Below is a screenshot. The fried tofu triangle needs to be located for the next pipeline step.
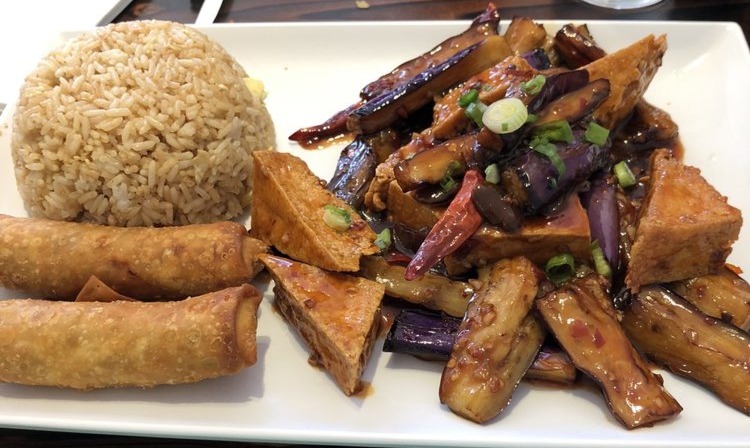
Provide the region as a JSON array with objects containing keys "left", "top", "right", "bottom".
[
  {"left": 251, "top": 151, "right": 378, "bottom": 272},
  {"left": 626, "top": 150, "right": 742, "bottom": 290},
  {"left": 0, "top": 214, "right": 268, "bottom": 300},
  {"left": 259, "top": 254, "right": 384, "bottom": 395},
  {"left": 0, "top": 284, "right": 262, "bottom": 389}
]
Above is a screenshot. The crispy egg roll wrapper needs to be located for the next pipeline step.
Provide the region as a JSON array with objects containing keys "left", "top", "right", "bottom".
[
  {"left": 0, "top": 214, "right": 268, "bottom": 300},
  {"left": 0, "top": 284, "right": 261, "bottom": 389}
]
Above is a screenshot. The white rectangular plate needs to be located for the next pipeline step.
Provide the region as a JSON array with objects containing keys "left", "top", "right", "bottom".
[{"left": 0, "top": 20, "right": 748, "bottom": 447}]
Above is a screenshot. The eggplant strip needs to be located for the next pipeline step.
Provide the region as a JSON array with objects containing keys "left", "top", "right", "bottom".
[
  {"left": 622, "top": 285, "right": 750, "bottom": 414},
  {"left": 360, "top": 3, "right": 502, "bottom": 100},
  {"left": 666, "top": 266, "right": 750, "bottom": 332},
  {"left": 349, "top": 36, "right": 511, "bottom": 135},
  {"left": 359, "top": 255, "right": 473, "bottom": 318},
  {"left": 536, "top": 275, "right": 682, "bottom": 429},
  {"left": 440, "top": 257, "right": 544, "bottom": 423},
  {"left": 382, "top": 308, "right": 577, "bottom": 385}
]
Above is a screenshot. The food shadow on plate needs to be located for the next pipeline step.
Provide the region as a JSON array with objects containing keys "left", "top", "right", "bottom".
[{"left": 0, "top": 336, "right": 270, "bottom": 404}]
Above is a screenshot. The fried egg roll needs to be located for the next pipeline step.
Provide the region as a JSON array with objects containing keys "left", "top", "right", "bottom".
[
  {"left": 0, "top": 214, "right": 268, "bottom": 300},
  {"left": 0, "top": 284, "right": 261, "bottom": 389}
]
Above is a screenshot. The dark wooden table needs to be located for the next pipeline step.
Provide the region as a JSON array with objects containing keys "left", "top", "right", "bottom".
[{"left": 3, "top": 0, "right": 749, "bottom": 447}]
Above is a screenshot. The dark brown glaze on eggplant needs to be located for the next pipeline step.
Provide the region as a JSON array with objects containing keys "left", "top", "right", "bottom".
[
  {"left": 504, "top": 16, "right": 548, "bottom": 55},
  {"left": 359, "top": 255, "right": 473, "bottom": 317},
  {"left": 527, "top": 344, "right": 578, "bottom": 385},
  {"left": 536, "top": 275, "right": 682, "bottom": 429},
  {"left": 532, "top": 78, "right": 610, "bottom": 128},
  {"left": 327, "top": 129, "right": 401, "bottom": 207},
  {"left": 622, "top": 285, "right": 750, "bottom": 415},
  {"left": 288, "top": 101, "right": 362, "bottom": 143},
  {"left": 554, "top": 23, "right": 607, "bottom": 69},
  {"left": 666, "top": 266, "right": 750, "bottom": 332},
  {"left": 440, "top": 257, "right": 544, "bottom": 423},
  {"left": 348, "top": 36, "right": 510, "bottom": 135},
  {"left": 360, "top": 3, "right": 501, "bottom": 101},
  {"left": 393, "top": 133, "right": 477, "bottom": 192}
]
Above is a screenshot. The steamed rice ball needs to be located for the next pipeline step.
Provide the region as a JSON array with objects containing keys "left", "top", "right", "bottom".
[{"left": 11, "top": 20, "right": 275, "bottom": 226}]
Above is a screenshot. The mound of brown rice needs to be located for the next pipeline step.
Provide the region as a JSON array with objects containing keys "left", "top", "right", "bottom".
[{"left": 11, "top": 20, "right": 275, "bottom": 226}]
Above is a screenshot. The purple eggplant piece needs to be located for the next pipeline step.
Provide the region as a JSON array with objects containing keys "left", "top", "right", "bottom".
[
  {"left": 526, "top": 70, "right": 590, "bottom": 117},
  {"left": 327, "top": 137, "right": 378, "bottom": 208},
  {"left": 554, "top": 24, "right": 606, "bottom": 69},
  {"left": 521, "top": 48, "right": 552, "bottom": 70},
  {"left": 581, "top": 174, "right": 620, "bottom": 269},
  {"left": 383, "top": 309, "right": 460, "bottom": 361},
  {"left": 360, "top": 3, "right": 501, "bottom": 100},
  {"left": 532, "top": 78, "right": 610, "bottom": 128},
  {"left": 288, "top": 101, "right": 362, "bottom": 143},
  {"left": 503, "top": 130, "right": 611, "bottom": 214}
]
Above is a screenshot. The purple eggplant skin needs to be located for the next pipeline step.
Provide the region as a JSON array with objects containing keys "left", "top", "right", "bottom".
[
  {"left": 554, "top": 23, "right": 606, "bottom": 69},
  {"left": 502, "top": 130, "right": 611, "bottom": 215},
  {"left": 580, "top": 174, "right": 620, "bottom": 270},
  {"left": 525, "top": 70, "right": 590, "bottom": 116},
  {"left": 521, "top": 48, "right": 552, "bottom": 70},
  {"left": 288, "top": 101, "right": 362, "bottom": 143},
  {"left": 328, "top": 130, "right": 402, "bottom": 207},
  {"left": 532, "top": 78, "right": 610, "bottom": 129},
  {"left": 383, "top": 309, "right": 460, "bottom": 361},
  {"left": 360, "top": 3, "right": 501, "bottom": 101}
]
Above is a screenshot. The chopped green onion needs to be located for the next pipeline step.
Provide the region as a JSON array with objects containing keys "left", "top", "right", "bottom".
[
  {"left": 322, "top": 205, "right": 352, "bottom": 231},
  {"left": 525, "top": 113, "right": 538, "bottom": 124},
  {"left": 445, "top": 160, "right": 463, "bottom": 176},
  {"left": 484, "top": 163, "right": 500, "bottom": 184},
  {"left": 482, "top": 97, "right": 528, "bottom": 134},
  {"left": 584, "top": 122, "right": 610, "bottom": 146},
  {"left": 613, "top": 160, "right": 637, "bottom": 188},
  {"left": 375, "top": 228, "right": 392, "bottom": 251},
  {"left": 521, "top": 74, "right": 546, "bottom": 96},
  {"left": 533, "top": 142, "right": 566, "bottom": 179},
  {"left": 464, "top": 101, "right": 487, "bottom": 127},
  {"left": 532, "top": 120, "right": 574, "bottom": 144},
  {"left": 545, "top": 252, "right": 575, "bottom": 285},
  {"left": 440, "top": 175, "right": 458, "bottom": 192},
  {"left": 591, "top": 240, "right": 612, "bottom": 278},
  {"left": 458, "top": 89, "right": 479, "bottom": 108}
]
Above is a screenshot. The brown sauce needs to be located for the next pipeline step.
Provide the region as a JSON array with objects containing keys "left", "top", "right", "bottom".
[{"left": 298, "top": 132, "right": 354, "bottom": 150}]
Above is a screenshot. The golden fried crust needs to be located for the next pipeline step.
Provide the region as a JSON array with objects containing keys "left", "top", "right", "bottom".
[
  {"left": 584, "top": 34, "right": 667, "bottom": 129},
  {"left": 626, "top": 150, "right": 742, "bottom": 289},
  {"left": 259, "top": 254, "right": 384, "bottom": 395},
  {"left": 0, "top": 284, "right": 262, "bottom": 389},
  {"left": 0, "top": 214, "right": 268, "bottom": 300},
  {"left": 250, "top": 151, "right": 378, "bottom": 272}
]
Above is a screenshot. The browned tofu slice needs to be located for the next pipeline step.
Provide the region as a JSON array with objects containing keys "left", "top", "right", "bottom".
[
  {"left": 250, "top": 151, "right": 378, "bottom": 272},
  {"left": 626, "top": 150, "right": 742, "bottom": 290},
  {"left": 259, "top": 254, "right": 384, "bottom": 395},
  {"left": 584, "top": 34, "right": 667, "bottom": 129}
]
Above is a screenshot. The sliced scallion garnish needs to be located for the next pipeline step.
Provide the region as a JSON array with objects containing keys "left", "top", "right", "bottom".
[
  {"left": 614, "top": 160, "right": 637, "bottom": 188},
  {"left": 521, "top": 74, "right": 546, "bottom": 96},
  {"left": 584, "top": 122, "right": 610, "bottom": 146},
  {"left": 464, "top": 101, "right": 487, "bottom": 127},
  {"left": 532, "top": 120, "right": 574, "bottom": 144},
  {"left": 458, "top": 89, "right": 479, "bottom": 108},
  {"left": 322, "top": 205, "right": 352, "bottom": 231},
  {"left": 545, "top": 252, "right": 575, "bottom": 285},
  {"left": 375, "top": 228, "right": 392, "bottom": 251},
  {"left": 484, "top": 163, "right": 500, "bottom": 184},
  {"left": 533, "top": 142, "right": 566, "bottom": 179},
  {"left": 482, "top": 97, "right": 528, "bottom": 134},
  {"left": 591, "top": 240, "right": 612, "bottom": 278}
]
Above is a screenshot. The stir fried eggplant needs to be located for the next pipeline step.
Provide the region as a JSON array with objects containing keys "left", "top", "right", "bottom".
[
  {"left": 327, "top": 129, "right": 401, "bottom": 207},
  {"left": 289, "top": 4, "right": 501, "bottom": 142},
  {"left": 440, "top": 257, "right": 544, "bottom": 423},
  {"left": 502, "top": 129, "right": 611, "bottom": 215},
  {"left": 348, "top": 36, "right": 511, "bottom": 135},
  {"left": 394, "top": 133, "right": 477, "bottom": 192},
  {"left": 531, "top": 78, "right": 610, "bottom": 128},
  {"left": 383, "top": 308, "right": 577, "bottom": 385},
  {"left": 359, "top": 255, "right": 473, "bottom": 317},
  {"left": 666, "top": 265, "right": 750, "bottom": 332},
  {"left": 622, "top": 285, "right": 750, "bottom": 414},
  {"left": 360, "top": 3, "right": 502, "bottom": 100},
  {"left": 581, "top": 174, "right": 620, "bottom": 271},
  {"left": 505, "top": 17, "right": 548, "bottom": 56},
  {"left": 536, "top": 275, "right": 682, "bottom": 429},
  {"left": 554, "top": 24, "right": 606, "bottom": 69}
]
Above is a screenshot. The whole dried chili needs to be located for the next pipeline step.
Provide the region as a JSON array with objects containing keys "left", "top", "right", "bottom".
[{"left": 405, "top": 169, "right": 483, "bottom": 280}]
